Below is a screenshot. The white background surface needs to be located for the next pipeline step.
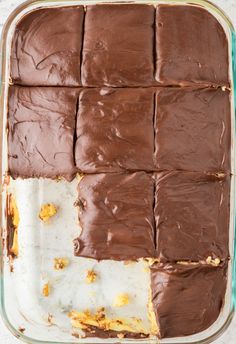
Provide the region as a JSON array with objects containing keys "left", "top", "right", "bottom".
[{"left": 0, "top": 0, "right": 235, "bottom": 343}]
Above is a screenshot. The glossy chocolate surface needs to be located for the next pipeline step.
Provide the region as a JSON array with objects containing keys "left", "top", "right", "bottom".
[
  {"left": 154, "top": 88, "right": 231, "bottom": 173},
  {"left": 74, "top": 172, "right": 155, "bottom": 260},
  {"left": 150, "top": 262, "right": 228, "bottom": 338},
  {"left": 156, "top": 5, "right": 229, "bottom": 86},
  {"left": 75, "top": 88, "right": 155, "bottom": 173},
  {"left": 81, "top": 4, "right": 155, "bottom": 86},
  {"left": 155, "top": 171, "right": 230, "bottom": 262},
  {"left": 7, "top": 3, "right": 232, "bottom": 339},
  {"left": 11, "top": 7, "right": 84, "bottom": 86},
  {"left": 8, "top": 86, "right": 79, "bottom": 180}
]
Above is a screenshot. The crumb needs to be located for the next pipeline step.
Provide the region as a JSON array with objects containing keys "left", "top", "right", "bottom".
[
  {"left": 54, "top": 257, "right": 69, "bottom": 270},
  {"left": 96, "top": 307, "right": 106, "bottom": 321},
  {"left": 18, "top": 327, "right": 25, "bottom": 333},
  {"left": 177, "top": 261, "right": 198, "bottom": 265},
  {"left": 42, "top": 282, "right": 50, "bottom": 297},
  {"left": 113, "top": 294, "right": 130, "bottom": 307},
  {"left": 144, "top": 258, "right": 160, "bottom": 266},
  {"left": 221, "top": 86, "right": 226, "bottom": 91},
  {"left": 72, "top": 332, "right": 85, "bottom": 339},
  {"left": 206, "top": 256, "right": 221, "bottom": 266},
  {"left": 39, "top": 204, "right": 57, "bottom": 222},
  {"left": 215, "top": 172, "right": 226, "bottom": 178},
  {"left": 86, "top": 270, "right": 97, "bottom": 284},
  {"left": 47, "top": 313, "right": 53, "bottom": 324},
  {"left": 117, "top": 333, "right": 125, "bottom": 338}
]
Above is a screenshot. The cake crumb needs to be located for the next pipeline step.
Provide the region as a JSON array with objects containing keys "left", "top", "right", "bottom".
[
  {"left": 117, "top": 333, "right": 125, "bottom": 339},
  {"left": 39, "top": 203, "right": 57, "bottom": 222},
  {"left": 206, "top": 256, "right": 221, "bottom": 266},
  {"left": 42, "top": 282, "right": 50, "bottom": 297},
  {"left": 113, "top": 294, "right": 130, "bottom": 307},
  {"left": 54, "top": 257, "right": 69, "bottom": 270},
  {"left": 86, "top": 270, "right": 97, "bottom": 284}
]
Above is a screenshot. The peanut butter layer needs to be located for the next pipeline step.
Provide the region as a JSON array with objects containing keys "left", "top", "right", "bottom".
[
  {"left": 155, "top": 172, "right": 230, "bottom": 262},
  {"left": 74, "top": 172, "right": 155, "bottom": 260},
  {"left": 75, "top": 88, "right": 155, "bottom": 173},
  {"left": 81, "top": 4, "right": 155, "bottom": 86},
  {"left": 155, "top": 5, "right": 229, "bottom": 86},
  {"left": 154, "top": 88, "right": 231, "bottom": 173},
  {"left": 150, "top": 262, "right": 228, "bottom": 338},
  {"left": 8, "top": 86, "right": 79, "bottom": 180},
  {"left": 11, "top": 7, "right": 84, "bottom": 86}
]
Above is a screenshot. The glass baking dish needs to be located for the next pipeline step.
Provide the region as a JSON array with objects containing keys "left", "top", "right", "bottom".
[{"left": 0, "top": 0, "right": 236, "bottom": 343}]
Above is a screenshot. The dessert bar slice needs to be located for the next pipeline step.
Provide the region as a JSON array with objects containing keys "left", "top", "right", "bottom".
[
  {"left": 155, "top": 171, "right": 230, "bottom": 262},
  {"left": 74, "top": 172, "right": 155, "bottom": 260},
  {"left": 154, "top": 88, "right": 231, "bottom": 173},
  {"left": 8, "top": 86, "right": 79, "bottom": 180},
  {"left": 150, "top": 262, "right": 227, "bottom": 338},
  {"left": 75, "top": 88, "right": 155, "bottom": 173},
  {"left": 11, "top": 7, "right": 84, "bottom": 86},
  {"left": 155, "top": 5, "right": 229, "bottom": 86},
  {"left": 82, "top": 4, "right": 155, "bottom": 86}
]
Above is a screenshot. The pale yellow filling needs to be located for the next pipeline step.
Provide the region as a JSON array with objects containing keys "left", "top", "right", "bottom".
[{"left": 68, "top": 308, "right": 149, "bottom": 334}]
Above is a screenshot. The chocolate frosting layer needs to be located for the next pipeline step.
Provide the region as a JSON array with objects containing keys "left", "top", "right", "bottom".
[
  {"left": 156, "top": 5, "right": 229, "bottom": 86},
  {"left": 150, "top": 262, "right": 228, "bottom": 338},
  {"left": 81, "top": 4, "right": 155, "bottom": 86},
  {"left": 74, "top": 172, "right": 155, "bottom": 260},
  {"left": 11, "top": 7, "right": 84, "bottom": 86},
  {"left": 75, "top": 88, "right": 155, "bottom": 173},
  {"left": 8, "top": 86, "right": 79, "bottom": 180},
  {"left": 155, "top": 172, "right": 230, "bottom": 262},
  {"left": 155, "top": 88, "right": 231, "bottom": 173}
]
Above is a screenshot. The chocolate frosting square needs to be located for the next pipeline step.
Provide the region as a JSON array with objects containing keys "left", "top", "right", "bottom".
[
  {"left": 150, "top": 262, "right": 228, "bottom": 338},
  {"left": 155, "top": 5, "right": 229, "bottom": 86},
  {"left": 8, "top": 86, "right": 79, "bottom": 180},
  {"left": 154, "top": 88, "right": 231, "bottom": 173},
  {"left": 74, "top": 172, "right": 155, "bottom": 260},
  {"left": 155, "top": 172, "right": 230, "bottom": 262},
  {"left": 11, "top": 7, "right": 84, "bottom": 86},
  {"left": 75, "top": 88, "right": 155, "bottom": 173},
  {"left": 81, "top": 4, "right": 155, "bottom": 86}
]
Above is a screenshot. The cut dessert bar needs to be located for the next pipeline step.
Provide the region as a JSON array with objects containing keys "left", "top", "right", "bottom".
[
  {"left": 81, "top": 4, "right": 155, "bottom": 86},
  {"left": 150, "top": 262, "right": 228, "bottom": 338},
  {"left": 75, "top": 88, "right": 155, "bottom": 173},
  {"left": 8, "top": 86, "right": 79, "bottom": 180},
  {"left": 74, "top": 172, "right": 155, "bottom": 260},
  {"left": 155, "top": 5, "right": 229, "bottom": 86},
  {"left": 155, "top": 172, "right": 230, "bottom": 262},
  {"left": 154, "top": 88, "right": 231, "bottom": 173},
  {"left": 11, "top": 7, "right": 84, "bottom": 86}
]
